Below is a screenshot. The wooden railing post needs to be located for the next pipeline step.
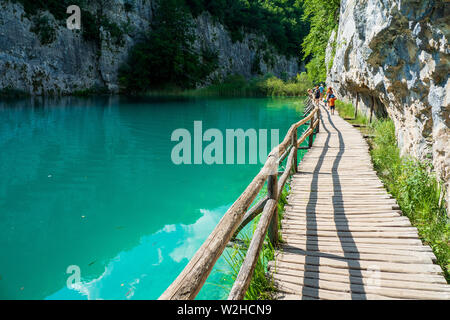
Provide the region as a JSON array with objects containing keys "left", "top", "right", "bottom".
[
  {"left": 370, "top": 96, "right": 375, "bottom": 123},
  {"left": 308, "top": 109, "right": 314, "bottom": 149},
  {"left": 292, "top": 130, "right": 298, "bottom": 173},
  {"left": 267, "top": 173, "right": 278, "bottom": 247},
  {"left": 354, "top": 92, "right": 359, "bottom": 119},
  {"left": 317, "top": 108, "right": 321, "bottom": 133}
]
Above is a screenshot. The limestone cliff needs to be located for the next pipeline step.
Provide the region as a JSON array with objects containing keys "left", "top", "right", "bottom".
[
  {"left": 327, "top": 0, "right": 449, "bottom": 207},
  {"left": 0, "top": 1, "right": 298, "bottom": 95},
  {"left": 194, "top": 13, "right": 299, "bottom": 83}
]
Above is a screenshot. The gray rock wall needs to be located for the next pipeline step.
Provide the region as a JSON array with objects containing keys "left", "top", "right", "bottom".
[
  {"left": 327, "top": 0, "right": 449, "bottom": 208},
  {"left": 0, "top": 0, "right": 154, "bottom": 95},
  {"left": 0, "top": 1, "right": 298, "bottom": 95},
  {"left": 194, "top": 13, "right": 299, "bottom": 82}
]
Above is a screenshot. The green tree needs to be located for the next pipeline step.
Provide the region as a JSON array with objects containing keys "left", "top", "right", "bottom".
[
  {"left": 119, "top": 0, "right": 218, "bottom": 92},
  {"left": 183, "top": 0, "right": 309, "bottom": 58},
  {"left": 301, "top": 0, "right": 340, "bottom": 83}
]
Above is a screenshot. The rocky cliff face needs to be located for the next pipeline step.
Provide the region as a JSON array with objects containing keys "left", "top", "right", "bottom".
[
  {"left": 0, "top": 1, "right": 298, "bottom": 95},
  {"left": 327, "top": 0, "right": 449, "bottom": 207},
  {"left": 0, "top": 0, "right": 155, "bottom": 95},
  {"left": 194, "top": 13, "right": 299, "bottom": 82}
]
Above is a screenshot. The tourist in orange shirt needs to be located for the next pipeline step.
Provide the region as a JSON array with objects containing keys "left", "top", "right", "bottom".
[
  {"left": 328, "top": 93, "right": 337, "bottom": 115},
  {"left": 325, "top": 87, "right": 333, "bottom": 109}
]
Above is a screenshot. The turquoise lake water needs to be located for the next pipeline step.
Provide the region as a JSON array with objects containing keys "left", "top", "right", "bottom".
[{"left": 0, "top": 96, "right": 307, "bottom": 300}]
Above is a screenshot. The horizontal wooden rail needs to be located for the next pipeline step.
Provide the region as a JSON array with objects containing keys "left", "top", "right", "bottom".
[
  {"left": 159, "top": 157, "right": 276, "bottom": 300},
  {"left": 227, "top": 123, "right": 311, "bottom": 299},
  {"left": 278, "top": 145, "right": 293, "bottom": 164},
  {"left": 232, "top": 197, "right": 268, "bottom": 239},
  {"left": 231, "top": 124, "right": 316, "bottom": 238},
  {"left": 159, "top": 97, "right": 320, "bottom": 300},
  {"left": 303, "top": 99, "right": 314, "bottom": 116}
]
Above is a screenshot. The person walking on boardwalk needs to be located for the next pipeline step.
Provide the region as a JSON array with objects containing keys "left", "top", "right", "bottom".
[
  {"left": 326, "top": 87, "right": 333, "bottom": 100},
  {"left": 325, "top": 87, "right": 333, "bottom": 109},
  {"left": 328, "top": 92, "right": 337, "bottom": 115},
  {"left": 322, "top": 85, "right": 328, "bottom": 105},
  {"left": 314, "top": 85, "right": 320, "bottom": 105},
  {"left": 319, "top": 83, "right": 324, "bottom": 99}
]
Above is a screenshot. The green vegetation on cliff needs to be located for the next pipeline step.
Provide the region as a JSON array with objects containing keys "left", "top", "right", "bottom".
[
  {"left": 10, "top": 0, "right": 126, "bottom": 46},
  {"left": 12, "top": 0, "right": 319, "bottom": 93},
  {"left": 12, "top": 0, "right": 339, "bottom": 92},
  {"left": 10, "top": 0, "right": 73, "bottom": 19},
  {"left": 119, "top": 0, "right": 218, "bottom": 92},
  {"left": 301, "top": 0, "right": 340, "bottom": 82},
  {"left": 185, "top": 0, "right": 309, "bottom": 58},
  {"left": 120, "top": 0, "right": 313, "bottom": 93},
  {"left": 12, "top": 0, "right": 309, "bottom": 58}
]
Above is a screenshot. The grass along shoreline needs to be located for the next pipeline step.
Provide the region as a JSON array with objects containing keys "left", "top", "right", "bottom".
[
  {"left": 188, "top": 74, "right": 313, "bottom": 97},
  {"left": 143, "top": 73, "right": 314, "bottom": 98},
  {"left": 0, "top": 73, "right": 313, "bottom": 99},
  {"left": 222, "top": 126, "right": 312, "bottom": 300},
  {"left": 335, "top": 100, "right": 449, "bottom": 282},
  {"left": 224, "top": 184, "right": 290, "bottom": 300}
]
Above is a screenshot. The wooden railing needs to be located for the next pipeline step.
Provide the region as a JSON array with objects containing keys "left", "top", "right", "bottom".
[
  {"left": 303, "top": 98, "right": 315, "bottom": 116},
  {"left": 159, "top": 96, "right": 321, "bottom": 300}
]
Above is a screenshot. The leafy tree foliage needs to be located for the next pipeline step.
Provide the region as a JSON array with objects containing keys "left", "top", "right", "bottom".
[
  {"left": 119, "top": 0, "right": 219, "bottom": 92},
  {"left": 11, "top": 0, "right": 75, "bottom": 19},
  {"left": 13, "top": 0, "right": 309, "bottom": 58},
  {"left": 15, "top": 0, "right": 340, "bottom": 89},
  {"left": 185, "top": 0, "right": 309, "bottom": 58},
  {"left": 30, "top": 16, "right": 56, "bottom": 45},
  {"left": 301, "top": 0, "right": 340, "bottom": 83}
]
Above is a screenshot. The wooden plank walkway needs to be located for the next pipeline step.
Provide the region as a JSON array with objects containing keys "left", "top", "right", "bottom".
[{"left": 269, "top": 105, "right": 450, "bottom": 300}]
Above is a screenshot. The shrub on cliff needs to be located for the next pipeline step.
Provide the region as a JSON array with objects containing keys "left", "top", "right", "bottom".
[
  {"left": 12, "top": 0, "right": 125, "bottom": 46},
  {"left": 30, "top": 15, "right": 56, "bottom": 45},
  {"left": 119, "top": 0, "right": 218, "bottom": 93},
  {"left": 185, "top": 0, "right": 309, "bottom": 58}
]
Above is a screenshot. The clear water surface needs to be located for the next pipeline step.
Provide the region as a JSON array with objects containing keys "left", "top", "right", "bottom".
[{"left": 0, "top": 96, "right": 307, "bottom": 300}]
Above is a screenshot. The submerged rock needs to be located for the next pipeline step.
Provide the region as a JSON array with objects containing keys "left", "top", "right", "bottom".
[{"left": 327, "top": 0, "right": 449, "bottom": 209}]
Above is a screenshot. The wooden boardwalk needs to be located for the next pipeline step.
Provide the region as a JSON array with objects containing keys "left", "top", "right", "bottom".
[
  {"left": 270, "top": 105, "right": 450, "bottom": 300},
  {"left": 161, "top": 99, "right": 449, "bottom": 301}
]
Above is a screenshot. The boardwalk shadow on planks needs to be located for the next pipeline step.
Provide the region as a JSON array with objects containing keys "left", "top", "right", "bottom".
[
  {"left": 299, "top": 106, "right": 366, "bottom": 299},
  {"left": 274, "top": 104, "right": 449, "bottom": 300}
]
